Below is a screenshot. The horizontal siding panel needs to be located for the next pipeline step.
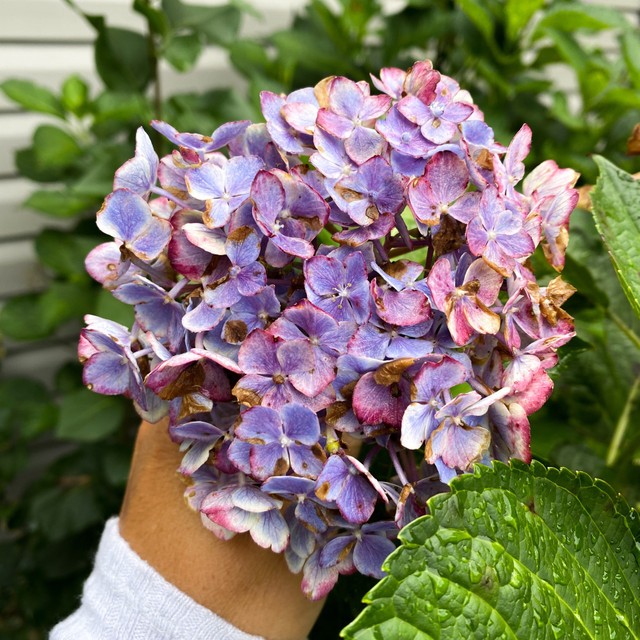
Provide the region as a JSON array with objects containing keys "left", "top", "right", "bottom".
[
  {"left": 0, "top": 44, "right": 97, "bottom": 111},
  {"left": 2, "top": 341, "right": 78, "bottom": 386},
  {"left": 0, "top": 45, "right": 245, "bottom": 110},
  {"left": 0, "top": 241, "right": 47, "bottom": 297},
  {"left": 0, "top": 0, "right": 305, "bottom": 42},
  {"left": 0, "top": 113, "right": 58, "bottom": 175},
  {"left": 0, "top": 178, "right": 76, "bottom": 240}
]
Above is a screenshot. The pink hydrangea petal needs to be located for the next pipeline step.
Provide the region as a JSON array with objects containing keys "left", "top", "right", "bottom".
[
  {"left": 352, "top": 371, "right": 409, "bottom": 428},
  {"left": 426, "top": 421, "right": 491, "bottom": 470}
]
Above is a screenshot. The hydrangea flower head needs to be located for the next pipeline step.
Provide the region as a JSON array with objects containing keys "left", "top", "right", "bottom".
[{"left": 80, "top": 59, "right": 579, "bottom": 599}]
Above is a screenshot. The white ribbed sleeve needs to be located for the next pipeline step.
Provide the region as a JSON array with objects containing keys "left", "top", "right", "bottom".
[{"left": 50, "top": 517, "right": 265, "bottom": 640}]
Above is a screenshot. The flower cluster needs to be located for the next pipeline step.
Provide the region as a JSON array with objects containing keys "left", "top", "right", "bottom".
[{"left": 80, "top": 60, "right": 578, "bottom": 599}]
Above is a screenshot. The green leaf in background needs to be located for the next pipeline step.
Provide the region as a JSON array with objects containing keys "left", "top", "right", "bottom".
[
  {"left": 94, "top": 27, "right": 152, "bottom": 92},
  {"left": 95, "top": 288, "right": 135, "bottom": 327},
  {"left": 132, "top": 0, "right": 171, "bottom": 37},
  {"left": 534, "top": 3, "right": 630, "bottom": 35},
  {"left": 591, "top": 155, "right": 640, "bottom": 319},
  {"left": 621, "top": 29, "right": 640, "bottom": 90},
  {"left": 92, "top": 91, "right": 152, "bottom": 126},
  {"left": 29, "top": 484, "right": 103, "bottom": 542},
  {"left": 163, "top": 34, "right": 203, "bottom": 71},
  {"left": 0, "top": 282, "right": 97, "bottom": 340},
  {"left": 161, "top": 0, "right": 241, "bottom": 47},
  {"left": 342, "top": 461, "right": 640, "bottom": 639},
  {"left": 61, "top": 75, "right": 90, "bottom": 116},
  {"left": 31, "top": 125, "right": 84, "bottom": 174},
  {"left": 505, "top": 0, "right": 544, "bottom": 43},
  {"left": 0, "top": 79, "right": 65, "bottom": 117},
  {"left": 24, "top": 189, "right": 96, "bottom": 218},
  {"left": 35, "top": 230, "right": 97, "bottom": 280},
  {"left": 56, "top": 388, "right": 125, "bottom": 442},
  {"left": 0, "top": 378, "right": 58, "bottom": 440},
  {"left": 455, "top": 0, "right": 494, "bottom": 44}
]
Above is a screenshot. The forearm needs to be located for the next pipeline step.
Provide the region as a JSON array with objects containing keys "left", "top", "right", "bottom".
[{"left": 119, "top": 420, "right": 323, "bottom": 640}]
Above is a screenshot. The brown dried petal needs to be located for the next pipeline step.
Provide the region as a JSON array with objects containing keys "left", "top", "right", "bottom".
[{"left": 374, "top": 358, "right": 416, "bottom": 386}]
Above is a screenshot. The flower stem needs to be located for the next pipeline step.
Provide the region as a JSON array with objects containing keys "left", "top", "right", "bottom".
[
  {"left": 373, "top": 239, "right": 388, "bottom": 262},
  {"left": 606, "top": 374, "right": 640, "bottom": 466},
  {"left": 150, "top": 186, "right": 191, "bottom": 208},
  {"left": 388, "top": 443, "right": 410, "bottom": 487},
  {"left": 128, "top": 255, "right": 174, "bottom": 288},
  {"left": 394, "top": 212, "right": 413, "bottom": 250},
  {"left": 168, "top": 278, "right": 190, "bottom": 300},
  {"left": 607, "top": 308, "right": 640, "bottom": 350}
]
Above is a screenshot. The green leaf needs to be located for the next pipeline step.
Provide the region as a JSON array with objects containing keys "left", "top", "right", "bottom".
[
  {"left": 455, "top": 0, "right": 494, "bottom": 44},
  {"left": 133, "top": 0, "right": 171, "bottom": 36},
  {"left": 95, "top": 288, "right": 135, "bottom": 327},
  {"left": 56, "top": 388, "right": 125, "bottom": 442},
  {"left": 591, "top": 155, "right": 640, "bottom": 319},
  {"left": 35, "top": 230, "right": 97, "bottom": 279},
  {"left": 621, "top": 29, "right": 640, "bottom": 89},
  {"left": 0, "top": 79, "right": 65, "bottom": 117},
  {"left": 342, "top": 461, "right": 640, "bottom": 639},
  {"left": 32, "top": 124, "right": 83, "bottom": 172},
  {"left": 505, "top": 0, "right": 544, "bottom": 43},
  {"left": 607, "top": 375, "right": 640, "bottom": 466},
  {"left": 29, "top": 484, "right": 103, "bottom": 541},
  {"left": 94, "top": 27, "right": 152, "bottom": 92},
  {"left": 61, "top": 75, "right": 90, "bottom": 115},
  {"left": 272, "top": 30, "right": 359, "bottom": 76},
  {"left": 162, "top": 34, "right": 203, "bottom": 71},
  {"left": 24, "top": 189, "right": 96, "bottom": 217},
  {"left": 549, "top": 91, "right": 585, "bottom": 131},
  {"left": 0, "top": 377, "right": 58, "bottom": 440},
  {"left": 534, "top": 4, "right": 629, "bottom": 34},
  {"left": 543, "top": 29, "right": 588, "bottom": 81},
  {"left": 0, "top": 282, "right": 97, "bottom": 340},
  {"left": 161, "top": 0, "right": 241, "bottom": 47},
  {"left": 92, "top": 91, "right": 152, "bottom": 126}
]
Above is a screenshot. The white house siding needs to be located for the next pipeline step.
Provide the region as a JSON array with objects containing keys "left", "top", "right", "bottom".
[{"left": 0, "top": 0, "right": 638, "bottom": 381}]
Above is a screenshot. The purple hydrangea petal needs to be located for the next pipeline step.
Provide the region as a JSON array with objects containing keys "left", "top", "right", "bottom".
[
  {"left": 182, "top": 223, "right": 227, "bottom": 255},
  {"left": 113, "top": 127, "right": 158, "bottom": 195},
  {"left": 282, "top": 403, "right": 321, "bottom": 445},
  {"left": 97, "top": 189, "right": 171, "bottom": 261},
  {"left": 83, "top": 350, "right": 133, "bottom": 396},
  {"left": 371, "top": 282, "right": 432, "bottom": 327},
  {"left": 238, "top": 329, "right": 280, "bottom": 375},
  {"left": 320, "top": 535, "right": 355, "bottom": 568},
  {"left": 169, "top": 211, "right": 215, "bottom": 279},
  {"left": 235, "top": 405, "right": 282, "bottom": 443},
  {"left": 353, "top": 533, "right": 395, "bottom": 578},
  {"left": 426, "top": 421, "right": 491, "bottom": 470},
  {"left": 344, "top": 126, "right": 386, "bottom": 165},
  {"left": 182, "top": 301, "right": 226, "bottom": 332},
  {"left": 185, "top": 162, "right": 225, "bottom": 199},
  {"left": 249, "top": 443, "right": 290, "bottom": 479},
  {"left": 400, "top": 402, "right": 438, "bottom": 450},
  {"left": 301, "top": 549, "right": 340, "bottom": 600},
  {"left": 412, "top": 356, "right": 469, "bottom": 401}
]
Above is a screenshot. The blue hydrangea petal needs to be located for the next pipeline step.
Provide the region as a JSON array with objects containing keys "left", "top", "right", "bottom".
[{"left": 353, "top": 533, "right": 396, "bottom": 578}]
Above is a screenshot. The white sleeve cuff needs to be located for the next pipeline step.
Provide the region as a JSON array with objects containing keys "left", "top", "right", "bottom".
[{"left": 50, "top": 517, "right": 265, "bottom": 640}]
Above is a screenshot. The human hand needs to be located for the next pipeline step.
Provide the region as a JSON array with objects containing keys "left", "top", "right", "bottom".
[{"left": 119, "top": 420, "right": 325, "bottom": 640}]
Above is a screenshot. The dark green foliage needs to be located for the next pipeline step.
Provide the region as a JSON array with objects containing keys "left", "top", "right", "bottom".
[{"left": 2, "top": 0, "right": 640, "bottom": 637}]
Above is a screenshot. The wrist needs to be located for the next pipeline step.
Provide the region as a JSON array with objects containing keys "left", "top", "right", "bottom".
[{"left": 120, "top": 420, "right": 323, "bottom": 640}]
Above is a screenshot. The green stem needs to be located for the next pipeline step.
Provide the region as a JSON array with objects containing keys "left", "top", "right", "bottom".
[
  {"left": 606, "top": 374, "right": 640, "bottom": 466},
  {"left": 607, "top": 308, "right": 640, "bottom": 350}
]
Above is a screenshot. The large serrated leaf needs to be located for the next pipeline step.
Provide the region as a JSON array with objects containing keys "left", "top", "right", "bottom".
[
  {"left": 591, "top": 156, "right": 640, "bottom": 319},
  {"left": 342, "top": 461, "right": 640, "bottom": 639}
]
